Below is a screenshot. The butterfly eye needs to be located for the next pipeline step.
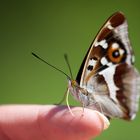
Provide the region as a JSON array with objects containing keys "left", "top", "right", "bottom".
[
  {"left": 108, "top": 42, "right": 125, "bottom": 63},
  {"left": 71, "top": 80, "right": 77, "bottom": 87}
]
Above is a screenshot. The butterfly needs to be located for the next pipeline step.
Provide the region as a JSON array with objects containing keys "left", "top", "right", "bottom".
[
  {"left": 32, "top": 11, "right": 140, "bottom": 120},
  {"left": 67, "top": 11, "right": 140, "bottom": 120}
]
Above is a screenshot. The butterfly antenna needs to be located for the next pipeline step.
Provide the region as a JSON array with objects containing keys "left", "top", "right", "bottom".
[
  {"left": 32, "top": 52, "right": 71, "bottom": 79},
  {"left": 64, "top": 54, "right": 73, "bottom": 79}
]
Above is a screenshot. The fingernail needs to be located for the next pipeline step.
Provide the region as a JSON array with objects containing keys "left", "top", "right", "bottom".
[{"left": 94, "top": 111, "right": 110, "bottom": 130}]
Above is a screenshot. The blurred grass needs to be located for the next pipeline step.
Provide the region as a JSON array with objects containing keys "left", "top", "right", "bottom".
[{"left": 0, "top": 0, "right": 140, "bottom": 140}]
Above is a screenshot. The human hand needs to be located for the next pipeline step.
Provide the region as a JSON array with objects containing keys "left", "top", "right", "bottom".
[{"left": 0, "top": 105, "right": 110, "bottom": 140}]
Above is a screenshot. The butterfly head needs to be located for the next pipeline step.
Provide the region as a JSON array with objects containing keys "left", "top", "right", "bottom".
[
  {"left": 71, "top": 80, "right": 78, "bottom": 87},
  {"left": 68, "top": 78, "right": 79, "bottom": 91},
  {"left": 67, "top": 78, "right": 82, "bottom": 101}
]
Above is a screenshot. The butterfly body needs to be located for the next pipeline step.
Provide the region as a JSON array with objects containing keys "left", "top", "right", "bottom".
[{"left": 68, "top": 12, "right": 140, "bottom": 120}]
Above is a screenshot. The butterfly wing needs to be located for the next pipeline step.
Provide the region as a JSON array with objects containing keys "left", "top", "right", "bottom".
[{"left": 76, "top": 12, "right": 140, "bottom": 120}]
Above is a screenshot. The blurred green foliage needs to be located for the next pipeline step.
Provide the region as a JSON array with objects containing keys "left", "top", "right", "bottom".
[{"left": 1, "top": 0, "right": 140, "bottom": 140}]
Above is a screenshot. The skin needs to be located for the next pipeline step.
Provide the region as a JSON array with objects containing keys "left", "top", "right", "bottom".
[{"left": 0, "top": 105, "right": 109, "bottom": 140}]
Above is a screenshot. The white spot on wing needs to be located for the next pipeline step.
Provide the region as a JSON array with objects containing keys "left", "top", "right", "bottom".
[
  {"left": 130, "top": 114, "right": 136, "bottom": 120},
  {"left": 88, "top": 59, "right": 97, "bottom": 67},
  {"left": 95, "top": 40, "right": 108, "bottom": 49},
  {"left": 119, "top": 49, "right": 124, "bottom": 55},
  {"left": 99, "top": 65, "right": 119, "bottom": 102},
  {"left": 108, "top": 25, "right": 114, "bottom": 30},
  {"left": 106, "top": 21, "right": 114, "bottom": 30},
  {"left": 112, "top": 42, "right": 119, "bottom": 49},
  {"left": 101, "top": 57, "right": 108, "bottom": 65}
]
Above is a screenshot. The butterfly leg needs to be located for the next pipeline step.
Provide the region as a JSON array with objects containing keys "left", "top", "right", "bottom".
[
  {"left": 87, "top": 100, "right": 105, "bottom": 116},
  {"left": 81, "top": 102, "right": 85, "bottom": 116},
  {"left": 54, "top": 88, "right": 68, "bottom": 105},
  {"left": 95, "top": 102, "right": 104, "bottom": 116},
  {"left": 66, "top": 88, "right": 75, "bottom": 116}
]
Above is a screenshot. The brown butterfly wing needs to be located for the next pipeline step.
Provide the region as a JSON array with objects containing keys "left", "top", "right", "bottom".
[{"left": 76, "top": 12, "right": 140, "bottom": 120}]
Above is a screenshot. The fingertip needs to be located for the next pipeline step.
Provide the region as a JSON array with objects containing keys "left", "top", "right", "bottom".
[
  {"left": 38, "top": 106, "right": 110, "bottom": 140},
  {"left": 68, "top": 107, "right": 110, "bottom": 138},
  {"left": 93, "top": 110, "right": 110, "bottom": 130}
]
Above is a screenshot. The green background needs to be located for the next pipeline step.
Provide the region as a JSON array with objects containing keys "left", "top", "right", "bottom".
[{"left": 1, "top": 0, "right": 140, "bottom": 140}]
